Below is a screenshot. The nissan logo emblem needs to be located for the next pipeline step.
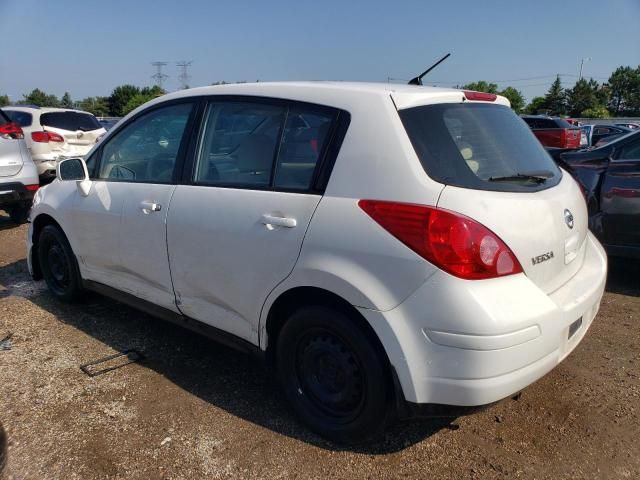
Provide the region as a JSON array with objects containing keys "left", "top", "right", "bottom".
[{"left": 564, "top": 209, "right": 574, "bottom": 229}]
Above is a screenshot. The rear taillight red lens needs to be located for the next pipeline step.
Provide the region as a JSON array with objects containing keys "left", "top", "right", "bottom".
[
  {"left": 358, "top": 200, "right": 523, "bottom": 280},
  {"left": 463, "top": 91, "right": 497, "bottom": 102},
  {"left": 0, "top": 122, "right": 24, "bottom": 139},
  {"left": 25, "top": 184, "right": 39, "bottom": 192},
  {"left": 31, "top": 131, "right": 64, "bottom": 143}
]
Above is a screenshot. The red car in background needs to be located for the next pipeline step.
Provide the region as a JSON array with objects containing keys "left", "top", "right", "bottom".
[{"left": 521, "top": 115, "right": 582, "bottom": 149}]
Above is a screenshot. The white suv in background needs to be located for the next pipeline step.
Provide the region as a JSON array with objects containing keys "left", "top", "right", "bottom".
[
  {"left": 3, "top": 106, "right": 105, "bottom": 180},
  {"left": 28, "top": 82, "right": 607, "bottom": 443}
]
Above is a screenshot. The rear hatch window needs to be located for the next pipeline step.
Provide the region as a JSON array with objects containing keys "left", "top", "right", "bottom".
[
  {"left": 40, "top": 111, "right": 102, "bottom": 132},
  {"left": 399, "top": 103, "right": 561, "bottom": 192}
]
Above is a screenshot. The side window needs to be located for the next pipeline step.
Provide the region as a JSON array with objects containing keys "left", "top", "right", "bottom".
[
  {"left": 619, "top": 139, "right": 640, "bottom": 161},
  {"left": 274, "top": 106, "right": 335, "bottom": 190},
  {"left": 194, "top": 102, "right": 285, "bottom": 186},
  {"left": 98, "top": 102, "right": 193, "bottom": 183}
]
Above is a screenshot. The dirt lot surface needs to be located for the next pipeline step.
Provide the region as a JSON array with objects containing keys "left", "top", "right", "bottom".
[{"left": 0, "top": 212, "right": 638, "bottom": 479}]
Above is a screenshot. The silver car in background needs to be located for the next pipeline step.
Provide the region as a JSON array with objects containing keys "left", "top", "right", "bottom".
[{"left": 0, "top": 108, "right": 39, "bottom": 223}]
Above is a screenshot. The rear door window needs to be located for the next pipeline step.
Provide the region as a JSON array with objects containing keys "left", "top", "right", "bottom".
[
  {"left": 4, "top": 110, "right": 32, "bottom": 127},
  {"left": 400, "top": 103, "right": 561, "bottom": 192},
  {"left": 40, "top": 111, "right": 102, "bottom": 132},
  {"left": 274, "top": 106, "right": 335, "bottom": 190},
  {"left": 194, "top": 102, "right": 285, "bottom": 187}
]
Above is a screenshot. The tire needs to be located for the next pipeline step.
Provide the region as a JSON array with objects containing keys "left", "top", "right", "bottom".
[
  {"left": 276, "top": 305, "right": 390, "bottom": 444},
  {"left": 38, "top": 225, "right": 83, "bottom": 302},
  {"left": 8, "top": 204, "right": 30, "bottom": 224}
]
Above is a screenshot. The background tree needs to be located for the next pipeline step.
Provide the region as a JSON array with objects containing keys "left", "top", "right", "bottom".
[
  {"left": 78, "top": 96, "right": 110, "bottom": 117},
  {"left": 121, "top": 85, "right": 166, "bottom": 116},
  {"left": 581, "top": 105, "right": 610, "bottom": 119},
  {"left": 60, "top": 92, "right": 73, "bottom": 108},
  {"left": 525, "top": 96, "right": 547, "bottom": 114},
  {"left": 0, "top": 95, "right": 9, "bottom": 107},
  {"left": 499, "top": 86, "right": 525, "bottom": 113},
  {"left": 607, "top": 65, "right": 640, "bottom": 116},
  {"left": 542, "top": 75, "right": 566, "bottom": 115},
  {"left": 461, "top": 80, "right": 499, "bottom": 94},
  {"left": 108, "top": 85, "right": 140, "bottom": 117},
  {"left": 566, "top": 78, "right": 599, "bottom": 117},
  {"left": 22, "top": 88, "right": 59, "bottom": 107}
]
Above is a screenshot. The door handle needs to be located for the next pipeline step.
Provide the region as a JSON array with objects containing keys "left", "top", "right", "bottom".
[
  {"left": 140, "top": 201, "right": 162, "bottom": 213},
  {"left": 261, "top": 214, "right": 297, "bottom": 228}
]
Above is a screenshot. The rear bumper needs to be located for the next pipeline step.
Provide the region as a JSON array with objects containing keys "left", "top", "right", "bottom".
[
  {"left": 0, "top": 182, "right": 36, "bottom": 207},
  {"left": 360, "top": 231, "right": 607, "bottom": 407}
]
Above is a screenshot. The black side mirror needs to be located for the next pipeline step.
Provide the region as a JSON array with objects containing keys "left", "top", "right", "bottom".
[{"left": 57, "top": 158, "right": 88, "bottom": 181}]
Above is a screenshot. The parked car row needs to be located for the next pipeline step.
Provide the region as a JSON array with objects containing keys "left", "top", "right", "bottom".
[
  {"left": 3, "top": 106, "right": 105, "bottom": 180},
  {"left": 547, "top": 129, "right": 640, "bottom": 259},
  {"left": 522, "top": 114, "right": 637, "bottom": 149},
  {"left": 0, "top": 105, "right": 105, "bottom": 223}
]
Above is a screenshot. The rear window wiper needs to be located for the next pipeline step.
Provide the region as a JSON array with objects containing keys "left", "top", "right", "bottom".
[{"left": 488, "top": 171, "right": 553, "bottom": 184}]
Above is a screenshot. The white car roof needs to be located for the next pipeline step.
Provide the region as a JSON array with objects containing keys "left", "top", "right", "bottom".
[
  {"left": 151, "top": 81, "right": 511, "bottom": 111},
  {"left": 5, "top": 106, "right": 94, "bottom": 115}
]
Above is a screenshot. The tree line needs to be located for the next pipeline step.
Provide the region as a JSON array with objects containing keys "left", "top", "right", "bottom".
[
  {"left": 0, "top": 85, "right": 165, "bottom": 117},
  {"left": 1, "top": 65, "right": 638, "bottom": 118},
  {"left": 461, "top": 65, "right": 640, "bottom": 118}
]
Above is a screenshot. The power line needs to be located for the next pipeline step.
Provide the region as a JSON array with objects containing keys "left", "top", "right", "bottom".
[
  {"left": 176, "top": 61, "right": 193, "bottom": 90},
  {"left": 151, "top": 61, "right": 169, "bottom": 89}
]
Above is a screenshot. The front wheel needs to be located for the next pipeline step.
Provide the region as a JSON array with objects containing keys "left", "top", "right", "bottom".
[
  {"left": 38, "top": 225, "right": 83, "bottom": 302},
  {"left": 276, "top": 305, "right": 391, "bottom": 444}
]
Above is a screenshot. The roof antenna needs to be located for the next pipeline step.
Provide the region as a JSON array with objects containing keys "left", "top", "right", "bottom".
[{"left": 408, "top": 53, "right": 451, "bottom": 86}]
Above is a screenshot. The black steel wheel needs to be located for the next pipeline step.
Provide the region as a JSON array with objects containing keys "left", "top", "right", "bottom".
[
  {"left": 38, "top": 225, "right": 83, "bottom": 302},
  {"left": 276, "top": 305, "right": 390, "bottom": 443}
]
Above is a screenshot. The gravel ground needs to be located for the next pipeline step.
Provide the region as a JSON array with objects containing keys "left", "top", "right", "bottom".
[{"left": 0, "top": 211, "right": 638, "bottom": 479}]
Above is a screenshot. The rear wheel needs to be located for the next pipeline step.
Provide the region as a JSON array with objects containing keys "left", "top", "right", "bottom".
[
  {"left": 276, "top": 305, "right": 390, "bottom": 443},
  {"left": 8, "top": 204, "right": 30, "bottom": 224},
  {"left": 38, "top": 225, "right": 83, "bottom": 302}
]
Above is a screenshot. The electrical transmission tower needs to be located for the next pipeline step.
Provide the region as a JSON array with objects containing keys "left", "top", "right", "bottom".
[
  {"left": 176, "top": 61, "right": 193, "bottom": 89},
  {"left": 151, "top": 61, "right": 169, "bottom": 89}
]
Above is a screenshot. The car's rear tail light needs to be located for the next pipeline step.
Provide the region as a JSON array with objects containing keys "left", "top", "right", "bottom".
[
  {"left": 0, "top": 122, "right": 24, "bottom": 140},
  {"left": 358, "top": 200, "right": 523, "bottom": 280},
  {"left": 25, "top": 184, "right": 39, "bottom": 192},
  {"left": 463, "top": 91, "right": 497, "bottom": 102},
  {"left": 31, "top": 131, "right": 64, "bottom": 143}
]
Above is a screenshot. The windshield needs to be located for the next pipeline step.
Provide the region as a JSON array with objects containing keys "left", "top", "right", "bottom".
[
  {"left": 40, "top": 111, "right": 102, "bottom": 132},
  {"left": 399, "top": 103, "right": 561, "bottom": 192}
]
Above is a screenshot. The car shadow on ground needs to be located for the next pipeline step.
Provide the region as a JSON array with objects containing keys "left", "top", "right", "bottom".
[
  {"left": 0, "top": 259, "right": 456, "bottom": 454},
  {"left": 606, "top": 256, "right": 640, "bottom": 297}
]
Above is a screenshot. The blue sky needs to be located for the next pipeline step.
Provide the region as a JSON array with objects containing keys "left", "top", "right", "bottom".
[{"left": 1, "top": 0, "right": 639, "bottom": 103}]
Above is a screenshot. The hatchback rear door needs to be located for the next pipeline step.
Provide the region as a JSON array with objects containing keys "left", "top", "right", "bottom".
[
  {"left": 166, "top": 99, "right": 343, "bottom": 343},
  {"left": 398, "top": 100, "right": 588, "bottom": 294},
  {"left": 39, "top": 111, "right": 106, "bottom": 157}
]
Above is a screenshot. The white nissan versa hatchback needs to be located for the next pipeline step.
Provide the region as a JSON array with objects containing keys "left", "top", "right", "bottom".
[{"left": 27, "top": 82, "right": 607, "bottom": 443}]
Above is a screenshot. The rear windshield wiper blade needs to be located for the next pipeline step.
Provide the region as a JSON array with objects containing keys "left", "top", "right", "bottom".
[{"left": 488, "top": 171, "right": 553, "bottom": 184}]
